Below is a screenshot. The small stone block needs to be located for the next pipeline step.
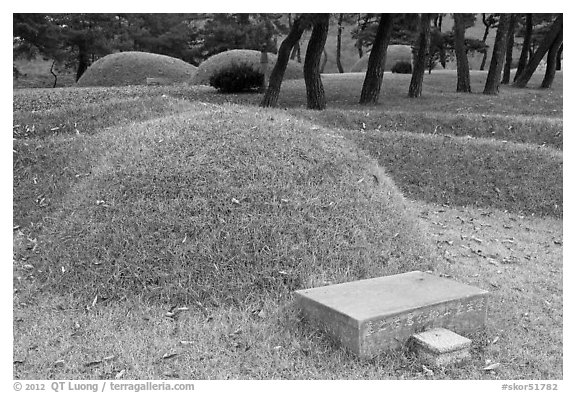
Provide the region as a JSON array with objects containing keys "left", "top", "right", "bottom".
[
  {"left": 411, "top": 328, "right": 472, "bottom": 367},
  {"left": 294, "top": 271, "right": 488, "bottom": 358}
]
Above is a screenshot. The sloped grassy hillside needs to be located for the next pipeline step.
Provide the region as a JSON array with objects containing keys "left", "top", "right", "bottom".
[
  {"left": 191, "top": 49, "right": 303, "bottom": 86},
  {"left": 33, "top": 104, "right": 435, "bottom": 305},
  {"left": 76, "top": 51, "right": 197, "bottom": 87}
]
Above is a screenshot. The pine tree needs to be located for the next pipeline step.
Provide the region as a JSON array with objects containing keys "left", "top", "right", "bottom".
[
  {"left": 304, "top": 14, "right": 330, "bottom": 110},
  {"left": 454, "top": 13, "right": 471, "bottom": 92},
  {"left": 359, "top": 14, "right": 394, "bottom": 105},
  {"left": 484, "top": 14, "right": 511, "bottom": 95},
  {"left": 409, "top": 14, "right": 431, "bottom": 98}
]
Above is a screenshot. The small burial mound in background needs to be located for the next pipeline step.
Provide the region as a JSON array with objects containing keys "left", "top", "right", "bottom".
[
  {"left": 350, "top": 45, "right": 413, "bottom": 73},
  {"left": 76, "top": 51, "right": 197, "bottom": 87},
  {"left": 191, "top": 49, "right": 303, "bottom": 86},
  {"left": 36, "top": 104, "right": 435, "bottom": 305}
]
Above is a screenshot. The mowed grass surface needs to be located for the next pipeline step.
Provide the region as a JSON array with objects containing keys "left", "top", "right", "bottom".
[
  {"left": 15, "top": 104, "right": 434, "bottom": 305},
  {"left": 346, "top": 131, "right": 562, "bottom": 217},
  {"left": 13, "top": 70, "right": 562, "bottom": 379},
  {"left": 14, "top": 204, "right": 562, "bottom": 380}
]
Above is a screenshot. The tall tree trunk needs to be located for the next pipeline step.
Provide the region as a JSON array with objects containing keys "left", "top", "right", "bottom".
[
  {"left": 336, "top": 13, "right": 344, "bottom": 73},
  {"left": 556, "top": 44, "right": 562, "bottom": 70},
  {"left": 479, "top": 52, "right": 488, "bottom": 71},
  {"left": 359, "top": 14, "right": 394, "bottom": 105},
  {"left": 288, "top": 13, "right": 302, "bottom": 63},
  {"left": 438, "top": 14, "right": 443, "bottom": 31},
  {"left": 356, "top": 14, "right": 370, "bottom": 59},
  {"left": 514, "top": 13, "right": 532, "bottom": 82},
  {"left": 514, "top": 14, "right": 562, "bottom": 88},
  {"left": 501, "top": 14, "right": 516, "bottom": 84},
  {"left": 75, "top": 40, "right": 89, "bottom": 82},
  {"left": 409, "top": 14, "right": 431, "bottom": 98},
  {"left": 483, "top": 13, "right": 511, "bottom": 95},
  {"left": 454, "top": 13, "right": 471, "bottom": 93},
  {"left": 304, "top": 14, "right": 330, "bottom": 110},
  {"left": 50, "top": 60, "right": 58, "bottom": 88},
  {"left": 479, "top": 13, "right": 491, "bottom": 71},
  {"left": 260, "top": 16, "right": 306, "bottom": 108},
  {"left": 541, "top": 28, "right": 563, "bottom": 88}
]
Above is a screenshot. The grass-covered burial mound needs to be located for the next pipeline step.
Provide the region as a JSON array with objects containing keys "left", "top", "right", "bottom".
[
  {"left": 36, "top": 105, "right": 434, "bottom": 304},
  {"left": 191, "top": 49, "right": 303, "bottom": 86},
  {"left": 350, "top": 45, "right": 413, "bottom": 73},
  {"left": 76, "top": 51, "right": 197, "bottom": 87}
]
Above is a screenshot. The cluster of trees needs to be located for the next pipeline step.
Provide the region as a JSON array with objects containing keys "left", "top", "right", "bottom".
[
  {"left": 260, "top": 13, "right": 562, "bottom": 109},
  {"left": 13, "top": 13, "right": 284, "bottom": 82},
  {"left": 14, "top": 13, "right": 562, "bottom": 110}
]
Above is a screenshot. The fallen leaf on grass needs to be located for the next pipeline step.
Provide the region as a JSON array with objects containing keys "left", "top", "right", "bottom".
[
  {"left": 161, "top": 352, "right": 179, "bottom": 360},
  {"left": 483, "top": 362, "right": 500, "bottom": 371},
  {"left": 115, "top": 369, "right": 126, "bottom": 379},
  {"left": 165, "top": 306, "right": 190, "bottom": 318},
  {"left": 53, "top": 360, "right": 65, "bottom": 367}
]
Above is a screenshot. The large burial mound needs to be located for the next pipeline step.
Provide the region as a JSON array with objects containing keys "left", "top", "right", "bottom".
[
  {"left": 191, "top": 49, "right": 303, "bottom": 85},
  {"left": 76, "top": 51, "right": 197, "bottom": 87},
  {"left": 350, "top": 45, "right": 413, "bottom": 73},
  {"left": 36, "top": 104, "right": 435, "bottom": 305}
]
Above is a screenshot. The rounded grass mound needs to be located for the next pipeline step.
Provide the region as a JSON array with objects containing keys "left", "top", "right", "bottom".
[
  {"left": 350, "top": 45, "right": 413, "bottom": 73},
  {"left": 192, "top": 49, "right": 303, "bottom": 86},
  {"left": 37, "top": 104, "right": 435, "bottom": 305},
  {"left": 76, "top": 51, "right": 197, "bottom": 87}
]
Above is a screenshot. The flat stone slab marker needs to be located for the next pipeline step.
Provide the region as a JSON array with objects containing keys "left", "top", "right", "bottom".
[
  {"left": 294, "top": 271, "right": 488, "bottom": 358},
  {"left": 410, "top": 327, "right": 472, "bottom": 367}
]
